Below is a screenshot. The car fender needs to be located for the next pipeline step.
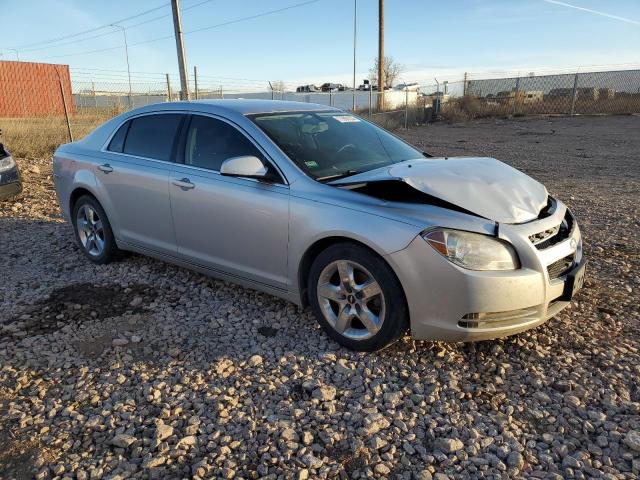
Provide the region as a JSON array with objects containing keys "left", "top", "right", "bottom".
[{"left": 288, "top": 195, "right": 423, "bottom": 301}]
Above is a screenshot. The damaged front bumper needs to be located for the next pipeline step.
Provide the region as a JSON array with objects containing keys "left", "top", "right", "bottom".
[{"left": 386, "top": 199, "right": 584, "bottom": 342}]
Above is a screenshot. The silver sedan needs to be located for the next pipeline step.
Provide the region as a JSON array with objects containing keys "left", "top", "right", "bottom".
[{"left": 53, "top": 100, "right": 586, "bottom": 351}]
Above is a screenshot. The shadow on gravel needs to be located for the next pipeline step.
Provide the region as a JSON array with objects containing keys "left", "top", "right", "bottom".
[{"left": 5, "top": 283, "right": 158, "bottom": 337}]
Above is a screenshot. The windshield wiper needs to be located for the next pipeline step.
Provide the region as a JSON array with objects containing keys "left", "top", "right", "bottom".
[{"left": 316, "top": 170, "right": 360, "bottom": 183}]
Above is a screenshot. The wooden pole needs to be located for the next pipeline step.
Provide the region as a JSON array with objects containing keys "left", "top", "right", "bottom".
[
  {"left": 56, "top": 69, "right": 73, "bottom": 142},
  {"left": 194, "top": 65, "right": 199, "bottom": 100},
  {"left": 352, "top": 0, "right": 357, "bottom": 111},
  {"left": 166, "top": 74, "right": 172, "bottom": 101},
  {"left": 377, "top": 0, "right": 384, "bottom": 111},
  {"left": 171, "top": 0, "right": 190, "bottom": 100}
]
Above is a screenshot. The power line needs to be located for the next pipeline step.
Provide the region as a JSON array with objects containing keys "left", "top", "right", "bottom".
[
  {"left": 11, "top": 2, "right": 170, "bottom": 50},
  {"left": 186, "top": 0, "right": 322, "bottom": 34},
  {"left": 18, "top": 0, "right": 217, "bottom": 54},
  {"left": 25, "top": 0, "right": 325, "bottom": 61}
]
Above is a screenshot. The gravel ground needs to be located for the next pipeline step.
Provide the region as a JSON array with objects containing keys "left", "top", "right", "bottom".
[{"left": 1, "top": 115, "right": 639, "bottom": 480}]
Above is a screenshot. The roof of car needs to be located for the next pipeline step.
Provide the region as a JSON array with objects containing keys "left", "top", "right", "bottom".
[{"left": 143, "top": 99, "right": 338, "bottom": 115}]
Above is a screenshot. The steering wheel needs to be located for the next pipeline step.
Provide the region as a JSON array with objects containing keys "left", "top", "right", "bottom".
[{"left": 336, "top": 143, "right": 356, "bottom": 156}]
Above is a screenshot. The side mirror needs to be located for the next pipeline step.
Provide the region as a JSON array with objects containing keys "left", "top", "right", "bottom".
[{"left": 220, "top": 155, "right": 268, "bottom": 179}]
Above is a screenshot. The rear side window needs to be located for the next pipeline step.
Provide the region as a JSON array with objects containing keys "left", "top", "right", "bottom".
[
  {"left": 185, "top": 115, "right": 264, "bottom": 171},
  {"left": 123, "top": 114, "right": 182, "bottom": 161},
  {"left": 107, "top": 121, "right": 130, "bottom": 153}
]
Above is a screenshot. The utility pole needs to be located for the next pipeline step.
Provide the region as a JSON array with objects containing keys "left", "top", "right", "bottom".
[
  {"left": 111, "top": 24, "right": 132, "bottom": 108},
  {"left": 352, "top": 0, "right": 357, "bottom": 111},
  {"left": 171, "top": 0, "right": 190, "bottom": 100},
  {"left": 377, "top": 0, "right": 384, "bottom": 111}
]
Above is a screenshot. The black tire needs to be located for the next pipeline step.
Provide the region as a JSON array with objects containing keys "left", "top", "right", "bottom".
[
  {"left": 308, "top": 242, "right": 409, "bottom": 352},
  {"left": 71, "top": 194, "right": 119, "bottom": 264}
]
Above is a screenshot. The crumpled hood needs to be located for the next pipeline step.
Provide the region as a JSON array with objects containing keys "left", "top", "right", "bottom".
[{"left": 331, "top": 157, "right": 548, "bottom": 224}]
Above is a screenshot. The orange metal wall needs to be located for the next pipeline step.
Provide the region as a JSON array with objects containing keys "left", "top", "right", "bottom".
[{"left": 0, "top": 61, "right": 75, "bottom": 117}]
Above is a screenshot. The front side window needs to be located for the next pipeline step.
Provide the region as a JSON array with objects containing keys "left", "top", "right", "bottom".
[
  {"left": 185, "top": 115, "right": 264, "bottom": 172},
  {"left": 249, "top": 111, "right": 423, "bottom": 180},
  {"left": 122, "top": 114, "right": 182, "bottom": 161}
]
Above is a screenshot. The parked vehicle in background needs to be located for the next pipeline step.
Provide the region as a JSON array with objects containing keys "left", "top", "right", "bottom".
[
  {"left": 357, "top": 79, "right": 372, "bottom": 91},
  {"left": 53, "top": 100, "right": 586, "bottom": 351},
  {"left": 395, "top": 83, "right": 420, "bottom": 91},
  {"left": 296, "top": 84, "right": 320, "bottom": 93},
  {"left": 0, "top": 141, "right": 22, "bottom": 200},
  {"left": 321, "top": 83, "right": 345, "bottom": 92}
]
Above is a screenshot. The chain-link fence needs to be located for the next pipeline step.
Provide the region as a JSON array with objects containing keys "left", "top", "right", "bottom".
[
  {"left": 2, "top": 62, "right": 640, "bottom": 159},
  {"left": 452, "top": 69, "right": 640, "bottom": 118}
]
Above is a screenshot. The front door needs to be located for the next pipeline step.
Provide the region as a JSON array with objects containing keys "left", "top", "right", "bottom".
[{"left": 169, "top": 114, "right": 289, "bottom": 289}]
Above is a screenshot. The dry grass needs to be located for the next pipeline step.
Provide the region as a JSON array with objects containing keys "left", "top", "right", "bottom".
[
  {"left": 368, "top": 106, "right": 429, "bottom": 130},
  {"left": 440, "top": 95, "right": 640, "bottom": 123},
  {"left": 0, "top": 109, "right": 118, "bottom": 159},
  {"left": 440, "top": 95, "right": 511, "bottom": 123}
]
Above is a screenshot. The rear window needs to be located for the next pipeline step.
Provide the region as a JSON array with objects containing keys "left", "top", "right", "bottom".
[
  {"left": 122, "top": 114, "right": 182, "bottom": 161},
  {"left": 107, "top": 121, "right": 130, "bottom": 153}
]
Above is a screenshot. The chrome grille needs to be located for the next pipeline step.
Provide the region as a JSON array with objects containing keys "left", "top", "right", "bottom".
[{"left": 547, "top": 254, "right": 574, "bottom": 280}]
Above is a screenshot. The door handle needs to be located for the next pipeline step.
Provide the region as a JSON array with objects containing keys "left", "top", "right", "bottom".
[
  {"left": 98, "top": 163, "right": 113, "bottom": 174},
  {"left": 172, "top": 177, "right": 195, "bottom": 190}
]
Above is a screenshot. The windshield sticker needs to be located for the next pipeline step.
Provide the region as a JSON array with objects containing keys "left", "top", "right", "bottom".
[
  {"left": 333, "top": 115, "right": 361, "bottom": 123},
  {"left": 305, "top": 161, "right": 319, "bottom": 168}
]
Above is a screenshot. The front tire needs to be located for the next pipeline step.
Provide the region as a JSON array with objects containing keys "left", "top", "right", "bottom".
[
  {"left": 308, "top": 243, "right": 409, "bottom": 351},
  {"left": 72, "top": 195, "right": 119, "bottom": 264}
]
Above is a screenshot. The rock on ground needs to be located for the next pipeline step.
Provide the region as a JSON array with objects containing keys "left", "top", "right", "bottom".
[{"left": 1, "top": 116, "right": 639, "bottom": 479}]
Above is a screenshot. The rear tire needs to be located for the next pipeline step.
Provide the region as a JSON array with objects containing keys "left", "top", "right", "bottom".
[
  {"left": 308, "top": 242, "right": 409, "bottom": 351},
  {"left": 71, "top": 195, "right": 119, "bottom": 264}
]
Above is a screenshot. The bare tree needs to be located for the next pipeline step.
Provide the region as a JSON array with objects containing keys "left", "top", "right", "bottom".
[
  {"left": 269, "top": 80, "right": 287, "bottom": 92},
  {"left": 369, "top": 56, "right": 403, "bottom": 88}
]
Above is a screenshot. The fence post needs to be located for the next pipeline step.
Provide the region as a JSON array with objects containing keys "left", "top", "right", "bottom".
[
  {"left": 193, "top": 66, "right": 198, "bottom": 100},
  {"left": 570, "top": 72, "right": 579, "bottom": 116},
  {"left": 56, "top": 68, "right": 73, "bottom": 142},
  {"left": 220, "top": 85, "right": 224, "bottom": 99},
  {"left": 404, "top": 88, "right": 409, "bottom": 129},
  {"left": 329, "top": 89, "right": 333, "bottom": 107},
  {"left": 512, "top": 76, "right": 520, "bottom": 116},
  {"left": 463, "top": 72, "right": 468, "bottom": 96},
  {"left": 368, "top": 87, "right": 372, "bottom": 116},
  {"left": 91, "top": 81, "right": 97, "bottom": 110},
  {"left": 166, "top": 74, "right": 172, "bottom": 102}
]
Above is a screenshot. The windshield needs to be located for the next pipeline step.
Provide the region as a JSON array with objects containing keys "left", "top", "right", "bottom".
[{"left": 249, "top": 111, "right": 423, "bottom": 180}]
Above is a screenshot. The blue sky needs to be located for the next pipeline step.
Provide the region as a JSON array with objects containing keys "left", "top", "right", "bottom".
[{"left": 2, "top": 0, "right": 639, "bottom": 90}]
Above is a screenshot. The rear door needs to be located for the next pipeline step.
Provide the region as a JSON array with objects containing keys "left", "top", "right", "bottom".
[
  {"left": 169, "top": 114, "right": 290, "bottom": 289},
  {"left": 98, "top": 112, "right": 184, "bottom": 255}
]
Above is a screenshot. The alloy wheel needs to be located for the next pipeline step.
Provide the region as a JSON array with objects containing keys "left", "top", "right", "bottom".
[
  {"left": 316, "top": 260, "right": 386, "bottom": 340},
  {"left": 76, "top": 204, "right": 105, "bottom": 257}
]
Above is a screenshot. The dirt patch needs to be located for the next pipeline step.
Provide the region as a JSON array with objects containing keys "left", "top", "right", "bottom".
[
  {"left": 4, "top": 283, "right": 157, "bottom": 337},
  {"left": 326, "top": 442, "right": 371, "bottom": 476},
  {"left": 0, "top": 434, "right": 59, "bottom": 480},
  {"left": 257, "top": 326, "right": 278, "bottom": 337}
]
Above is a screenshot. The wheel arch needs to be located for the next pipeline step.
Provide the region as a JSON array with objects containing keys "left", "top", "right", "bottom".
[
  {"left": 69, "top": 186, "right": 98, "bottom": 214},
  {"left": 68, "top": 187, "right": 118, "bottom": 240},
  {"left": 297, "top": 235, "right": 406, "bottom": 308}
]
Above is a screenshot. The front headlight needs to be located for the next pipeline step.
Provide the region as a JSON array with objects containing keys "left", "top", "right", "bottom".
[
  {"left": 0, "top": 155, "right": 16, "bottom": 173},
  {"left": 423, "top": 228, "right": 520, "bottom": 271}
]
